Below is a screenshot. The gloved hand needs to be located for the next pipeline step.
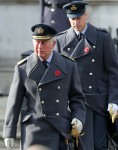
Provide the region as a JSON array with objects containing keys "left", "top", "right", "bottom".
[
  {"left": 108, "top": 103, "right": 118, "bottom": 123},
  {"left": 71, "top": 118, "right": 83, "bottom": 147},
  {"left": 71, "top": 118, "right": 83, "bottom": 133},
  {"left": 4, "top": 138, "right": 14, "bottom": 150}
]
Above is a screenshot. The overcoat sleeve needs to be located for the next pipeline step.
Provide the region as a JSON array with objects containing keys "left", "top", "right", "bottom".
[
  {"left": 103, "top": 32, "right": 118, "bottom": 105},
  {"left": 3, "top": 65, "right": 25, "bottom": 138},
  {"left": 69, "top": 62, "right": 86, "bottom": 125}
]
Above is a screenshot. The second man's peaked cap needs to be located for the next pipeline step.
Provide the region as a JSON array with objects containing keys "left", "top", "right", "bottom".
[
  {"left": 31, "top": 24, "right": 57, "bottom": 40},
  {"left": 63, "top": 0, "right": 88, "bottom": 18}
]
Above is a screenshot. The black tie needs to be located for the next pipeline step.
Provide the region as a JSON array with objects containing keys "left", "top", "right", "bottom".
[
  {"left": 42, "top": 60, "right": 48, "bottom": 69},
  {"left": 78, "top": 33, "right": 83, "bottom": 41}
]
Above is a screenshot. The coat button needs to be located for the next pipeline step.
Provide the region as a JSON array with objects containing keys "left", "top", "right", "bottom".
[
  {"left": 48, "top": 1, "right": 51, "bottom": 4},
  {"left": 57, "top": 86, "right": 60, "bottom": 90},
  {"left": 43, "top": 114, "right": 46, "bottom": 116},
  {"left": 51, "top": 8, "right": 55, "bottom": 12},
  {"left": 51, "top": 20, "right": 55, "bottom": 24},
  {"left": 39, "top": 88, "right": 42, "bottom": 91},
  {"left": 92, "top": 59, "right": 95, "bottom": 62},
  {"left": 89, "top": 86, "right": 92, "bottom": 89},
  {"left": 41, "top": 101, "right": 45, "bottom": 104},
  {"left": 67, "top": 48, "right": 71, "bottom": 51},
  {"left": 56, "top": 100, "right": 59, "bottom": 103},
  {"left": 89, "top": 73, "right": 93, "bottom": 76},
  {"left": 56, "top": 113, "right": 59, "bottom": 116}
]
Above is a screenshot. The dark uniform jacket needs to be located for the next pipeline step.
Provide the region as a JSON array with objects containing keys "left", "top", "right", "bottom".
[
  {"left": 55, "top": 23, "right": 118, "bottom": 113},
  {"left": 39, "top": 0, "right": 71, "bottom": 32},
  {"left": 55, "top": 23, "right": 118, "bottom": 149},
  {"left": 3, "top": 51, "right": 86, "bottom": 150}
]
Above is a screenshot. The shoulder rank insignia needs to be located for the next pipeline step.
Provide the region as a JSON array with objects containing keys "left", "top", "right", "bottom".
[
  {"left": 57, "top": 30, "right": 67, "bottom": 36},
  {"left": 97, "top": 27, "right": 108, "bottom": 33},
  {"left": 61, "top": 53, "right": 75, "bottom": 61},
  {"left": 17, "top": 57, "right": 28, "bottom": 65}
]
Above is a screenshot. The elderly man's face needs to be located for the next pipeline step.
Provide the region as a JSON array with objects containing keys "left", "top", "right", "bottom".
[
  {"left": 69, "top": 12, "right": 88, "bottom": 32},
  {"left": 33, "top": 38, "right": 56, "bottom": 60}
]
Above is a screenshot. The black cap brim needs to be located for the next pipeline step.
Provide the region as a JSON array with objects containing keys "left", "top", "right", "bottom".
[{"left": 67, "top": 11, "right": 85, "bottom": 18}]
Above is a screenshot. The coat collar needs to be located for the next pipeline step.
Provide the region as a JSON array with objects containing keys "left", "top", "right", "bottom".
[
  {"left": 63, "top": 23, "right": 97, "bottom": 59},
  {"left": 26, "top": 51, "right": 67, "bottom": 85},
  {"left": 85, "top": 23, "right": 97, "bottom": 46}
]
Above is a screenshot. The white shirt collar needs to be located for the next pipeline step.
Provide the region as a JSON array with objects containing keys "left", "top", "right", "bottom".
[{"left": 40, "top": 51, "right": 53, "bottom": 63}]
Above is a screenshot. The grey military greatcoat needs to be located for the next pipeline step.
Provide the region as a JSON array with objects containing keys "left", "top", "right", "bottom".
[
  {"left": 3, "top": 51, "right": 86, "bottom": 150},
  {"left": 39, "top": 0, "right": 71, "bottom": 32},
  {"left": 55, "top": 23, "right": 118, "bottom": 149}
]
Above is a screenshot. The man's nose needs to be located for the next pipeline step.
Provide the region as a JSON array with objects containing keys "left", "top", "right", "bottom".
[
  {"left": 73, "top": 19, "right": 78, "bottom": 25},
  {"left": 38, "top": 41, "right": 43, "bottom": 48}
]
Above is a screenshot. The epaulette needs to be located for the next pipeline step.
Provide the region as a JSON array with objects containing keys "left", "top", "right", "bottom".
[
  {"left": 17, "top": 57, "right": 28, "bottom": 65},
  {"left": 57, "top": 30, "right": 67, "bottom": 36},
  {"left": 97, "top": 27, "right": 108, "bottom": 33},
  {"left": 61, "top": 53, "right": 75, "bottom": 62}
]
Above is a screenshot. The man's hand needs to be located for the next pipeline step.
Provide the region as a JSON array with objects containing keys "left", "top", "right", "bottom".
[
  {"left": 71, "top": 118, "right": 83, "bottom": 133},
  {"left": 71, "top": 118, "right": 83, "bottom": 147},
  {"left": 108, "top": 103, "right": 118, "bottom": 123},
  {"left": 4, "top": 138, "right": 14, "bottom": 150}
]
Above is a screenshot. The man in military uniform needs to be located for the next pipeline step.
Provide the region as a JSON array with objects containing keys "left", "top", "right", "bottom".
[
  {"left": 21, "top": 0, "right": 72, "bottom": 61},
  {"left": 39, "top": 0, "right": 71, "bottom": 33},
  {"left": 3, "top": 24, "right": 86, "bottom": 150},
  {"left": 55, "top": 1, "right": 118, "bottom": 150}
]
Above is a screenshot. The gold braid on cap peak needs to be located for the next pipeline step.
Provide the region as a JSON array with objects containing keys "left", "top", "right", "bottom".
[{"left": 32, "top": 35, "right": 52, "bottom": 40}]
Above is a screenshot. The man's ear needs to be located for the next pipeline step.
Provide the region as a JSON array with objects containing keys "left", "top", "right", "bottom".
[{"left": 53, "top": 40, "right": 56, "bottom": 47}]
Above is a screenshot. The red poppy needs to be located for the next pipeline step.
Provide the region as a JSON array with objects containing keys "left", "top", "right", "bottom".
[
  {"left": 84, "top": 47, "right": 89, "bottom": 53},
  {"left": 55, "top": 70, "right": 61, "bottom": 76}
]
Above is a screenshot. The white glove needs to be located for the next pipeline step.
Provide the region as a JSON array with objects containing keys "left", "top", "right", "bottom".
[
  {"left": 4, "top": 138, "right": 14, "bottom": 150},
  {"left": 71, "top": 118, "right": 83, "bottom": 133},
  {"left": 108, "top": 103, "right": 118, "bottom": 123},
  {"left": 107, "top": 103, "right": 118, "bottom": 114}
]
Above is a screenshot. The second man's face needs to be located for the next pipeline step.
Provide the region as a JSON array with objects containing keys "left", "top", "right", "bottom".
[
  {"left": 69, "top": 12, "right": 88, "bottom": 32},
  {"left": 33, "top": 38, "right": 56, "bottom": 60}
]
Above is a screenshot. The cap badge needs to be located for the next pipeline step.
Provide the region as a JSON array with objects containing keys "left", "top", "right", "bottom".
[
  {"left": 71, "top": 5, "right": 77, "bottom": 11},
  {"left": 38, "top": 28, "right": 44, "bottom": 34}
]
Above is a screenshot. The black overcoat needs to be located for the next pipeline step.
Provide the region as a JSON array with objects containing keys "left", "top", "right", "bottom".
[
  {"left": 39, "top": 0, "right": 71, "bottom": 32},
  {"left": 55, "top": 23, "right": 118, "bottom": 149},
  {"left": 3, "top": 51, "right": 86, "bottom": 150}
]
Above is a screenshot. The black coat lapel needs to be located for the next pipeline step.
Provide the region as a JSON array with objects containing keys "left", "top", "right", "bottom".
[
  {"left": 70, "top": 37, "right": 94, "bottom": 59},
  {"left": 62, "top": 24, "right": 97, "bottom": 59},
  {"left": 27, "top": 53, "right": 46, "bottom": 82},
  {"left": 39, "top": 51, "right": 67, "bottom": 86}
]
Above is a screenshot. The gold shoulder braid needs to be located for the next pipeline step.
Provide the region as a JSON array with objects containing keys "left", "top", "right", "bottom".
[{"left": 17, "top": 57, "right": 28, "bottom": 65}]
